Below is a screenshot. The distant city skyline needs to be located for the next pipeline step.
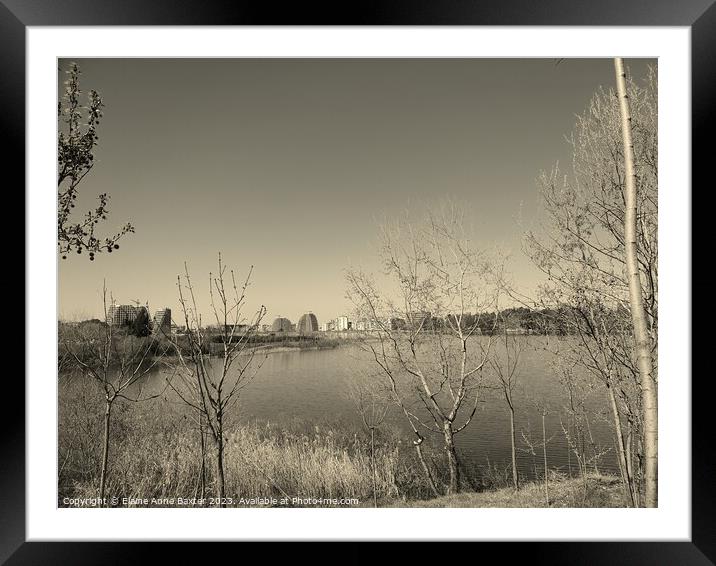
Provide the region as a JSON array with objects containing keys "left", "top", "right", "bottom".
[{"left": 58, "top": 58, "right": 656, "bottom": 324}]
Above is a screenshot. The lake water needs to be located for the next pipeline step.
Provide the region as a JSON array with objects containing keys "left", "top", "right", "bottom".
[{"left": 148, "top": 336, "right": 619, "bottom": 480}]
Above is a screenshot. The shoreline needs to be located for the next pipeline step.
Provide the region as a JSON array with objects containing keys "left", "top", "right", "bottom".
[{"left": 249, "top": 343, "right": 341, "bottom": 355}]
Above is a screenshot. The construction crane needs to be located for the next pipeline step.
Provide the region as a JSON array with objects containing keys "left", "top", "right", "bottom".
[{"left": 130, "top": 299, "right": 149, "bottom": 309}]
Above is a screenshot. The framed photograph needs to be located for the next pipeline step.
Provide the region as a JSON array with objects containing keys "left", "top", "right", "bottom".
[{"left": 10, "top": 1, "right": 707, "bottom": 563}]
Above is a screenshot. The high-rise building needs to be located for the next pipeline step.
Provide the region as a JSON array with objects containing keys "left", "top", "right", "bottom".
[
  {"left": 335, "top": 315, "right": 350, "bottom": 331},
  {"left": 297, "top": 312, "right": 319, "bottom": 334},
  {"left": 153, "top": 308, "right": 172, "bottom": 335},
  {"left": 271, "top": 317, "right": 293, "bottom": 332},
  {"left": 107, "top": 304, "right": 139, "bottom": 326}
]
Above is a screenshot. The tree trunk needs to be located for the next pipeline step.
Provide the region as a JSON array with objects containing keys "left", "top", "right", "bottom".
[
  {"left": 509, "top": 405, "right": 519, "bottom": 489},
  {"left": 443, "top": 424, "right": 460, "bottom": 494},
  {"left": 370, "top": 427, "right": 378, "bottom": 508},
  {"left": 215, "top": 433, "right": 226, "bottom": 506},
  {"left": 626, "top": 420, "right": 639, "bottom": 507},
  {"left": 607, "top": 384, "right": 636, "bottom": 507},
  {"left": 414, "top": 436, "right": 439, "bottom": 497},
  {"left": 99, "top": 399, "right": 112, "bottom": 506},
  {"left": 614, "top": 57, "right": 658, "bottom": 508},
  {"left": 566, "top": 418, "right": 572, "bottom": 477},
  {"left": 199, "top": 420, "right": 206, "bottom": 500},
  {"left": 542, "top": 412, "right": 549, "bottom": 506}
]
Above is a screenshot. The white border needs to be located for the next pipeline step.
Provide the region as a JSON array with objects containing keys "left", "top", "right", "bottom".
[{"left": 27, "top": 27, "right": 691, "bottom": 541}]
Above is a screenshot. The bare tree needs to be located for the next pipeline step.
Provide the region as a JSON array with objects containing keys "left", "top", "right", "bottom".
[
  {"left": 349, "top": 377, "right": 389, "bottom": 507},
  {"left": 556, "top": 360, "right": 601, "bottom": 505},
  {"left": 63, "top": 283, "right": 171, "bottom": 505},
  {"left": 488, "top": 320, "right": 525, "bottom": 489},
  {"left": 519, "top": 400, "right": 555, "bottom": 506},
  {"left": 523, "top": 65, "right": 657, "bottom": 507},
  {"left": 614, "top": 57, "right": 658, "bottom": 508},
  {"left": 58, "top": 62, "right": 134, "bottom": 260},
  {"left": 346, "top": 203, "right": 501, "bottom": 494},
  {"left": 540, "top": 406, "right": 550, "bottom": 505},
  {"left": 168, "top": 254, "right": 267, "bottom": 506}
]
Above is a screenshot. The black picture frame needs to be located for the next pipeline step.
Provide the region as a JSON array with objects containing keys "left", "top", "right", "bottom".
[{"left": 8, "top": 1, "right": 707, "bottom": 564}]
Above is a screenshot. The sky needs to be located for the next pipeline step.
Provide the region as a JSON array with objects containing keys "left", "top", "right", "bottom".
[{"left": 58, "top": 58, "right": 655, "bottom": 325}]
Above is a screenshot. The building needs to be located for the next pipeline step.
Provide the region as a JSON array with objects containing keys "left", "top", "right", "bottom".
[
  {"left": 153, "top": 308, "right": 172, "bottom": 335},
  {"left": 271, "top": 317, "right": 293, "bottom": 333},
  {"left": 321, "top": 315, "right": 354, "bottom": 332},
  {"left": 296, "top": 312, "right": 319, "bottom": 334},
  {"left": 107, "top": 304, "right": 139, "bottom": 326},
  {"left": 334, "top": 315, "right": 350, "bottom": 331},
  {"left": 356, "top": 318, "right": 383, "bottom": 332}
]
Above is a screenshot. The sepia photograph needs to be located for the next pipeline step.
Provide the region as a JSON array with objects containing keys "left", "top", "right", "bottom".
[{"left": 57, "top": 56, "right": 659, "bottom": 510}]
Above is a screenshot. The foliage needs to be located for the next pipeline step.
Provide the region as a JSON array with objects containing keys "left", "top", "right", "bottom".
[
  {"left": 58, "top": 62, "right": 134, "bottom": 260},
  {"left": 130, "top": 307, "right": 152, "bottom": 337}
]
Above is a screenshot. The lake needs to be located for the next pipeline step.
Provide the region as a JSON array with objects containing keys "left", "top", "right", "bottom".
[{"left": 147, "top": 336, "right": 619, "bottom": 480}]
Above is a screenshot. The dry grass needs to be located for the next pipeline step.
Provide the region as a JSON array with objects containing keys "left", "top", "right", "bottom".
[
  {"left": 59, "top": 376, "right": 432, "bottom": 507},
  {"left": 401, "top": 474, "right": 627, "bottom": 508},
  {"left": 65, "top": 422, "right": 409, "bottom": 507},
  {"left": 221, "top": 424, "right": 402, "bottom": 504}
]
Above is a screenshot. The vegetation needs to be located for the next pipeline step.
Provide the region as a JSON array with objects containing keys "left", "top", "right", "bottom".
[
  {"left": 614, "top": 57, "right": 658, "bottom": 508},
  {"left": 404, "top": 474, "right": 625, "bottom": 508},
  {"left": 250, "top": 337, "right": 340, "bottom": 352},
  {"left": 59, "top": 375, "right": 439, "bottom": 506},
  {"left": 347, "top": 203, "right": 503, "bottom": 495},
  {"left": 58, "top": 62, "right": 133, "bottom": 260},
  {"left": 167, "top": 255, "right": 267, "bottom": 505},
  {"left": 208, "top": 333, "right": 340, "bottom": 350},
  {"left": 59, "top": 371, "right": 626, "bottom": 508},
  {"left": 129, "top": 307, "right": 152, "bottom": 337},
  {"left": 61, "top": 284, "right": 172, "bottom": 504},
  {"left": 59, "top": 326, "right": 340, "bottom": 365},
  {"left": 523, "top": 64, "right": 658, "bottom": 507},
  {"left": 487, "top": 325, "right": 525, "bottom": 489}
]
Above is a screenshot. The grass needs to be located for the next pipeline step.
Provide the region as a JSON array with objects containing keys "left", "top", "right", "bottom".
[
  {"left": 62, "top": 419, "right": 418, "bottom": 507},
  {"left": 400, "top": 474, "right": 627, "bottom": 508},
  {"left": 59, "top": 376, "right": 435, "bottom": 507},
  {"left": 222, "top": 423, "right": 402, "bottom": 504}
]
